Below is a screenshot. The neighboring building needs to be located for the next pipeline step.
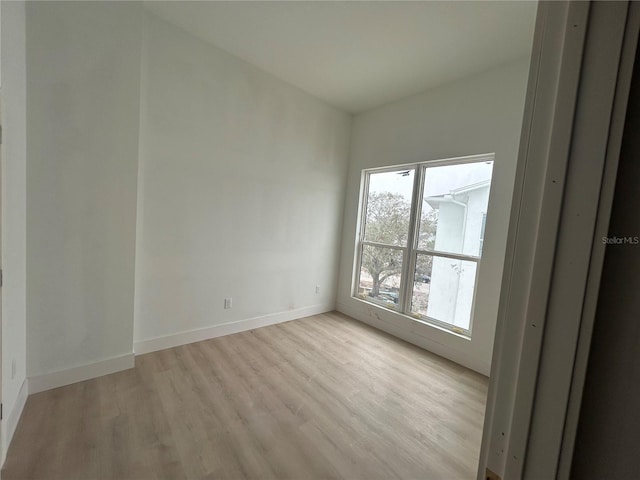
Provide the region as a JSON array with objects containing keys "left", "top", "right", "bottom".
[{"left": 424, "top": 180, "right": 490, "bottom": 329}]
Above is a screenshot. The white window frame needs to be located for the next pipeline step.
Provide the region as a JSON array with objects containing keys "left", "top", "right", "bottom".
[{"left": 353, "top": 153, "right": 495, "bottom": 337}]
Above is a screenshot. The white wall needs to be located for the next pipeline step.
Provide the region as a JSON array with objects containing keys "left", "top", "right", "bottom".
[
  {"left": 21, "top": 1, "right": 522, "bottom": 393},
  {"left": 26, "top": 2, "right": 143, "bottom": 379},
  {"left": 337, "top": 60, "right": 530, "bottom": 375},
  {"left": 133, "top": 12, "right": 351, "bottom": 347},
  {"left": 1, "top": 0, "right": 27, "bottom": 460}
]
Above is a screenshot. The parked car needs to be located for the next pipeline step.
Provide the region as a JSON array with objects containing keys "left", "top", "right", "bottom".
[
  {"left": 415, "top": 274, "right": 431, "bottom": 284},
  {"left": 372, "top": 290, "right": 399, "bottom": 304}
]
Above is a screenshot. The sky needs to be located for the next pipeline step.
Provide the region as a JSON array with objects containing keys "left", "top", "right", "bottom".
[{"left": 368, "top": 161, "right": 494, "bottom": 201}]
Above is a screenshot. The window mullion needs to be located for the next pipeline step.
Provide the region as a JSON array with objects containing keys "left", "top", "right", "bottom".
[
  {"left": 399, "top": 165, "right": 425, "bottom": 313},
  {"left": 361, "top": 241, "right": 406, "bottom": 250},
  {"left": 415, "top": 249, "right": 480, "bottom": 263}
]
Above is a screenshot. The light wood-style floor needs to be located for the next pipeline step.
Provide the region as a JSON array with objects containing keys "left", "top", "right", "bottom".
[{"left": 2, "top": 312, "right": 488, "bottom": 480}]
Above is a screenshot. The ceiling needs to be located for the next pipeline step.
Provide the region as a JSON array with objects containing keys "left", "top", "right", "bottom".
[{"left": 144, "top": 1, "right": 537, "bottom": 114}]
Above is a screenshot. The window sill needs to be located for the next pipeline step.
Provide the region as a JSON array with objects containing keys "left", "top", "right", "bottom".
[{"left": 350, "top": 295, "right": 472, "bottom": 341}]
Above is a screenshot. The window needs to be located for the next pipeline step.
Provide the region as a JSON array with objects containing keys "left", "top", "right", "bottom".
[{"left": 354, "top": 155, "right": 494, "bottom": 335}]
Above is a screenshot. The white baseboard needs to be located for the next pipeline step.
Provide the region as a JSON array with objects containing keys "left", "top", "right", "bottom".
[
  {"left": 28, "top": 353, "right": 135, "bottom": 395},
  {"left": 135, "top": 303, "right": 335, "bottom": 355},
  {"left": 336, "top": 300, "right": 490, "bottom": 376},
  {"left": 1, "top": 377, "right": 28, "bottom": 466}
]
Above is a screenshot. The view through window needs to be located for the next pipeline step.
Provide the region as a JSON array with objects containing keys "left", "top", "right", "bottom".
[{"left": 354, "top": 155, "right": 494, "bottom": 334}]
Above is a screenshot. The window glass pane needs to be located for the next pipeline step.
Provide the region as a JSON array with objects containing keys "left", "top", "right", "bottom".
[
  {"left": 356, "top": 244, "right": 404, "bottom": 309},
  {"left": 410, "top": 254, "right": 433, "bottom": 316},
  {"left": 418, "top": 161, "right": 493, "bottom": 256},
  {"left": 363, "top": 169, "right": 414, "bottom": 246},
  {"left": 411, "top": 253, "right": 478, "bottom": 331}
]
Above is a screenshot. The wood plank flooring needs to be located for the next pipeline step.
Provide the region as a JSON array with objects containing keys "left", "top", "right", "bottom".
[{"left": 2, "top": 312, "right": 488, "bottom": 480}]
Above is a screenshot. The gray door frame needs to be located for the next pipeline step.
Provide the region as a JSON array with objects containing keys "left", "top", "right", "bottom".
[{"left": 479, "top": 2, "right": 640, "bottom": 478}]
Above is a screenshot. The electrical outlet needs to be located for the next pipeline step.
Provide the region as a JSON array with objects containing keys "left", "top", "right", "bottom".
[
  {"left": 224, "top": 298, "right": 232, "bottom": 309},
  {"left": 11, "top": 359, "right": 16, "bottom": 380},
  {"left": 315, "top": 285, "right": 320, "bottom": 294}
]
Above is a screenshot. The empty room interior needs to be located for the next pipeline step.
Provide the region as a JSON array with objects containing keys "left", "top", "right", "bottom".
[{"left": 0, "top": 1, "right": 546, "bottom": 478}]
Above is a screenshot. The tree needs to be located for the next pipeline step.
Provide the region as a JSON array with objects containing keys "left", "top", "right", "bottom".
[
  {"left": 361, "top": 192, "right": 409, "bottom": 298},
  {"left": 360, "top": 192, "right": 438, "bottom": 299},
  {"left": 415, "top": 207, "right": 438, "bottom": 279}
]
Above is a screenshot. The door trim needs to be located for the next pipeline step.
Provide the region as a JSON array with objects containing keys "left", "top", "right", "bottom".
[{"left": 479, "top": 1, "right": 639, "bottom": 478}]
